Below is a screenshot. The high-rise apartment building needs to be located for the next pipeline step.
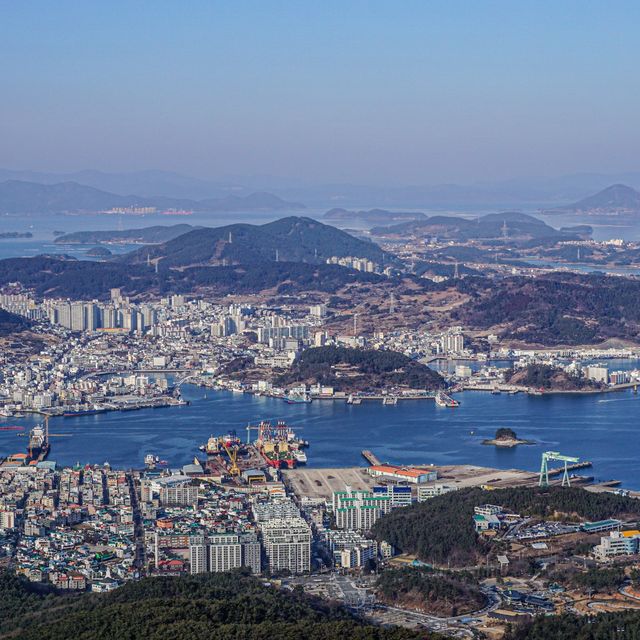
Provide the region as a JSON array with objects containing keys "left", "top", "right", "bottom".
[{"left": 261, "top": 517, "right": 311, "bottom": 574}]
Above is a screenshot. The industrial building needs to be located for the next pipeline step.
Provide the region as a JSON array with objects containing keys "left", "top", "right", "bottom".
[{"left": 368, "top": 464, "right": 437, "bottom": 485}]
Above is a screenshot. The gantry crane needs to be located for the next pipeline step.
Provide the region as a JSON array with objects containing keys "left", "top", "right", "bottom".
[
  {"left": 539, "top": 451, "right": 579, "bottom": 487},
  {"left": 245, "top": 423, "right": 260, "bottom": 444}
]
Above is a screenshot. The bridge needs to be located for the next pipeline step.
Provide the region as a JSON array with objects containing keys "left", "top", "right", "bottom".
[{"left": 170, "top": 373, "right": 204, "bottom": 394}]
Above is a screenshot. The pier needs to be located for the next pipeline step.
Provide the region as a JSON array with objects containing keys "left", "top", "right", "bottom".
[
  {"left": 361, "top": 450, "right": 382, "bottom": 466},
  {"left": 346, "top": 392, "right": 436, "bottom": 403},
  {"left": 547, "top": 460, "right": 592, "bottom": 476}
]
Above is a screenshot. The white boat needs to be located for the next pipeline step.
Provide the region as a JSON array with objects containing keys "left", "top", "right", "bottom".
[{"left": 293, "top": 450, "right": 307, "bottom": 464}]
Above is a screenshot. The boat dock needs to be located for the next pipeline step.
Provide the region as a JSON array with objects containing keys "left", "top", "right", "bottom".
[{"left": 361, "top": 450, "right": 382, "bottom": 466}]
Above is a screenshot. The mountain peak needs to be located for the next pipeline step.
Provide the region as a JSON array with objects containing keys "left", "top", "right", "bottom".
[{"left": 563, "top": 183, "right": 640, "bottom": 212}]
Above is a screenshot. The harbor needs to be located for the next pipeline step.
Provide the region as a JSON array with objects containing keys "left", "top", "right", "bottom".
[{"left": 1, "top": 384, "right": 639, "bottom": 489}]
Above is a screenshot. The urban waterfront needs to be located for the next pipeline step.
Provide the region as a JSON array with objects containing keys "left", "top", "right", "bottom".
[{"left": 1, "top": 385, "right": 638, "bottom": 487}]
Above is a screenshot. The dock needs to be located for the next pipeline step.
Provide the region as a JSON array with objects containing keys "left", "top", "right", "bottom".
[
  {"left": 547, "top": 461, "right": 592, "bottom": 476},
  {"left": 361, "top": 450, "right": 382, "bottom": 466}
]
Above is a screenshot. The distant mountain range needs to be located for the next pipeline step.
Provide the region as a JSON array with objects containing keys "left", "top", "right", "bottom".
[
  {"left": 323, "top": 208, "right": 426, "bottom": 225},
  {"left": 121, "top": 216, "right": 388, "bottom": 267},
  {"left": 274, "top": 173, "right": 640, "bottom": 209},
  {"left": 0, "top": 168, "right": 245, "bottom": 200},
  {"left": 0, "top": 180, "right": 304, "bottom": 214},
  {"left": 547, "top": 184, "right": 640, "bottom": 214},
  {"left": 372, "top": 211, "right": 589, "bottom": 243},
  {"left": 5, "top": 167, "right": 640, "bottom": 210}
]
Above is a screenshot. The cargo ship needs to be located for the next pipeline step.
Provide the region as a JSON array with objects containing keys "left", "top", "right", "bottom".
[
  {"left": 27, "top": 423, "right": 50, "bottom": 463},
  {"left": 199, "top": 431, "right": 242, "bottom": 456},
  {"left": 255, "top": 420, "right": 299, "bottom": 469},
  {"left": 435, "top": 391, "right": 460, "bottom": 408}
]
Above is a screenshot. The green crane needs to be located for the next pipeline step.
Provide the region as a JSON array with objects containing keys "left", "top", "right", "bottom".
[{"left": 539, "top": 451, "right": 579, "bottom": 487}]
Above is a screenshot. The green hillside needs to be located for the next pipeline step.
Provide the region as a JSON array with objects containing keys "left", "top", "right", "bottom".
[
  {"left": 122, "top": 216, "right": 388, "bottom": 267},
  {"left": 0, "top": 570, "right": 428, "bottom": 640}
]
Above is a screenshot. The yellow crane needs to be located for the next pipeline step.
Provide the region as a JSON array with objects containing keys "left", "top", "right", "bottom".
[{"left": 223, "top": 442, "right": 241, "bottom": 477}]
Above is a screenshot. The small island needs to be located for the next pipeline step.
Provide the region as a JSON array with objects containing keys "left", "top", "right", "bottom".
[
  {"left": 0, "top": 231, "right": 33, "bottom": 239},
  {"left": 482, "top": 427, "right": 535, "bottom": 448},
  {"left": 85, "top": 245, "right": 113, "bottom": 258}
]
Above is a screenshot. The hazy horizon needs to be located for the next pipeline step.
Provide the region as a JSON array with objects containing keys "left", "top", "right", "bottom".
[{"left": 3, "top": 1, "right": 640, "bottom": 185}]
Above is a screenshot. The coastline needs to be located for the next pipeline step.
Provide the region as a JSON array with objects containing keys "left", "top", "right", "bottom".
[{"left": 481, "top": 438, "right": 535, "bottom": 448}]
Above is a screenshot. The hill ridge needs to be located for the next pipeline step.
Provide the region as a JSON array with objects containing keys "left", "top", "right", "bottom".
[
  {"left": 121, "top": 216, "right": 389, "bottom": 267},
  {"left": 0, "top": 179, "right": 304, "bottom": 214}
]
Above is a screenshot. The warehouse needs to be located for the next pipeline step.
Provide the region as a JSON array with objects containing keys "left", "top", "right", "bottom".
[{"left": 368, "top": 464, "right": 437, "bottom": 484}]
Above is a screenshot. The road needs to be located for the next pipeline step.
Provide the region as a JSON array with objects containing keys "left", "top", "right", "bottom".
[
  {"left": 127, "top": 473, "right": 146, "bottom": 574},
  {"left": 301, "top": 572, "right": 500, "bottom": 638}
]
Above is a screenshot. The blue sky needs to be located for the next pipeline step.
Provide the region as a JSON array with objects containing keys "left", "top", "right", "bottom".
[{"left": 1, "top": 1, "right": 639, "bottom": 184}]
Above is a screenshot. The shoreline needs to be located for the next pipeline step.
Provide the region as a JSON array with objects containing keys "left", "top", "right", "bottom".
[
  {"left": 481, "top": 438, "right": 535, "bottom": 448},
  {"left": 1, "top": 385, "right": 638, "bottom": 489}
]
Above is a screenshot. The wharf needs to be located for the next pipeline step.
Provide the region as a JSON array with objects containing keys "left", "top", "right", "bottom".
[
  {"left": 547, "top": 461, "right": 592, "bottom": 476},
  {"left": 362, "top": 450, "right": 382, "bottom": 466},
  {"left": 284, "top": 462, "right": 611, "bottom": 502}
]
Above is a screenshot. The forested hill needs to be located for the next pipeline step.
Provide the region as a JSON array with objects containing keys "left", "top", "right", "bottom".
[
  {"left": 371, "top": 211, "right": 574, "bottom": 243},
  {"left": 0, "top": 256, "right": 382, "bottom": 300},
  {"left": 372, "top": 486, "right": 640, "bottom": 567},
  {"left": 505, "top": 610, "right": 640, "bottom": 640},
  {"left": 277, "top": 346, "right": 445, "bottom": 391},
  {"left": 121, "top": 216, "right": 388, "bottom": 267},
  {"left": 54, "top": 224, "right": 197, "bottom": 245},
  {"left": 0, "top": 570, "right": 428, "bottom": 640},
  {"left": 454, "top": 272, "right": 640, "bottom": 345},
  {"left": 0, "top": 309, "right": 30, "bottom": 336}
]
